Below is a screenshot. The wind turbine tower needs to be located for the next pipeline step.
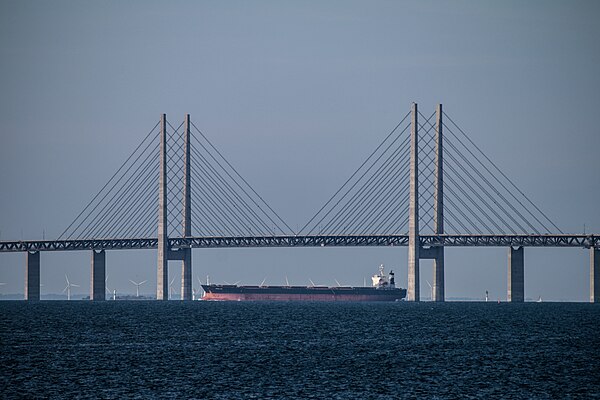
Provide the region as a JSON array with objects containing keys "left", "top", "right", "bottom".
[
  {"left": 129, "top": 280, "right": 147, "bottom": 298},
  {"left": 63, "top": 275, "right": 79, "bottom": 301}
]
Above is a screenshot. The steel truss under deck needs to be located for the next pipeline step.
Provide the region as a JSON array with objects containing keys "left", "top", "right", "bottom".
[{"left": 1, "top": 234, "right": 597, "bottom": 253}]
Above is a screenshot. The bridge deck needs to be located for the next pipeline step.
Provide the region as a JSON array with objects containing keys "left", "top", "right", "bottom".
[{"left": 0, "top": 234, "right": 597, "bottom": 253}]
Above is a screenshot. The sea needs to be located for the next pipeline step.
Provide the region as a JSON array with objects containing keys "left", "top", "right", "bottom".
[{"left": 1, "top": 301, "right": 599, "bottom": 399}]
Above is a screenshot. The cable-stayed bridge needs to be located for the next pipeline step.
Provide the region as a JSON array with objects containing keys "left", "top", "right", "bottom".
[{"left": 2, "top": 105, "right": 598, "bottom": 302}]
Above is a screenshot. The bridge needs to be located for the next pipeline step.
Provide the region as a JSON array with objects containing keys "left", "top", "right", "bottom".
[{"left": 2, "top": 104, "right": 598, "bottom": 302}]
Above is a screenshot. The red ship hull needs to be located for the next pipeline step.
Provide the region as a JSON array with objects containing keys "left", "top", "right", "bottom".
[{"left": 201, "top": 285, "right": 406, "bottom": 302}]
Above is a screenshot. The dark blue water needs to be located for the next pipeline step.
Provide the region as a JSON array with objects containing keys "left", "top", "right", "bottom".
[{"left": 1, "top": 301, "right": 599, "bottom": 399}]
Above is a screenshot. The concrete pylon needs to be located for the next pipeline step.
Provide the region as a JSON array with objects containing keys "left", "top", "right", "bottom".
[
  {"left": 432, "top": 104, "right": 445, "bottom": 302},
  {"left": 407, "top": 103, "right": 420, "bottom": 301},
  {"left": 508, "top": 246, "right": 524, "bottom": 302},
  {"left": 591, "top": 247, "right": 599, "bottom": 303},
  {"left": 91, "top": 250, "right": 106, "bottom": 301},
  {"left": 157, "top": 114, "right": 169, "bottom": 300},
  {"left": 181, "top": 114, "right": 193, "bottom": 301},
  {"left": 25, "top": 251, "right": 40, "bottom": 301}
]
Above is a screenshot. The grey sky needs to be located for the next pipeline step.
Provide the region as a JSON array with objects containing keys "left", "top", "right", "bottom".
[{"left": 0, "top": 1, "right": 598, "bottom": 300}]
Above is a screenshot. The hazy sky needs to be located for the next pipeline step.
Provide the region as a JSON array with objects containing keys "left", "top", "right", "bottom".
[{"left": 0, "top": 1, "right": 598, "bottom": 300}]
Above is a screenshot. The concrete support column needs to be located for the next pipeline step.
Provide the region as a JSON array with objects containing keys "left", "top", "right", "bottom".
[
  {"left": 591, "top": 248, "right": 599, "bottom": 303},
  {"left": 91, "top": 250, "right": 106, "bottom": 301},
  {"left": 508, "top": 246, "right": 524, "bottom": 302},
  {"left": 407, "top": 103, "right": 420, "bottom": 301},
  {"left": 432, "top": 249, "right": 445, "bottom": 302},
  {"left": 181, "top": 114, "right": 193, "bottom": 301},
  {"left": 157, "top": 114, "right": 169, "bottom": 301},
  {"left": 182, "top": 249, "right": 192, "bottom": 300},
  {"left": 25, "top": 251, "right": 40, "bottom": 301},
  {"left": 433, "top": 104, "right": 445, "bottom": 302}
]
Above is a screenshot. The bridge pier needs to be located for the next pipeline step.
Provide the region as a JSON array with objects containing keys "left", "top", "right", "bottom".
[
  {"left": 91, "top": 250, "right": 105, "bottom": 301},
  {"left": 508, "top": 246, "right": 524, "bottom": 302},
  {"left": 181, "top": 249, "right": 192, "bottom": 300},
  {"left": 432, "top": 249, "right": 445, "bottom": 302},
  {"left": 25, "top": 251, "right": 40, "bottom": 301},
  {"left": 591, "top": 248, "right": 599, "bottom": 303}
]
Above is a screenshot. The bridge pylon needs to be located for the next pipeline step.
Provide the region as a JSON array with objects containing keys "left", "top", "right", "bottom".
[
  {"left": 157, "top": 114, "right": 169, "bottom": 300},
  {"left": 407, "top": 103, "right": 420, "bottom": 301},
  {"left": 432, "top": 104, "right": 445, "bottom": 302},
  {"left": 407, "top": 103, "right": 445, "bottom": 302},
  {"left": 156, "top": 114, "right": 194, "bottom": 301},
  {"left": 181, "top": 114, "right": 192, "bottom": 301}
]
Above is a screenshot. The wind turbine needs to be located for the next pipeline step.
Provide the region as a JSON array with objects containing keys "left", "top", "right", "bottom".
[
  {"left": 105, "top": 275, "right": 116, "bottom": 300},
  {"left": 63, "top": 275, "right": 79, "bottom": 301},
  {"left": 129, "top": 279, "right": 147, "bottom": 298},
  {"left": 106, "top": 286, "right": 116, "bottom": 301},
  {"left": 169, "top": 277, "right": 176, "bottom": 300},
  {"left": 426, "top": 280, "right": 433, "bottom": 301}
]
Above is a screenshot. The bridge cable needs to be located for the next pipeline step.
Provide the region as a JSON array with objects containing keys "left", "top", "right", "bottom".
[
  {"left": 350, "top": 147, "right": 412, "bottom": 235},
  {"left": 191, "top": 160, "right": 261, "bottom": 235},
  {"left": 82, "top": 145, "right": 159, "bottom": 238},
  {"left": 443, "top": 143, "right": 518, "bottom": 233},
  {"left": 190, "top": 145, "right": 274, "bottom": 235},
  {"left": 190, "top": 132, "right": 279, "bottom": 235},
  {"left": 190, "top": 182, "right": 241, "bottom": 237},
  {"left": 442, "top": 171, "right": 495, "bottom": 233},
  {"left": 442, "top": 158, "right": 501, "bottom": 233},
  {"left": 299, "top": 111, "right": 411, "bottom": 234},
  {"left": 87, "top": 145, "right": 159, "bottom": 238},
  {"left": 324, "top": 134, "right": 411, "bottom": 234},
  {"left": 303, "top": 116, "right": 411, "bottom": 235},
  {"left": 69, "top": 130, "right": 159, "bottom": 239},
  {"left": 117, "top": 169, "right": 161, "bottom": 238},
  {"left": 419, "top": 113, "right": 533, "bottom": 234},
  {"left": 443, "top": 135, "right": 531, "bottom": 233},
  {"left": 343, "top": 147, "right": 410, "bottom": 235},
  {"left": 190, "top": 141, "right": 277, "bottom": 235},
  {"left": 444, "top": 113, "right": 563, "bottom": 233},
  {"left": 58, "top": 121, "right": 160, "bottom": 239},
  {"left": 191, "top": 122, "right": 293, "bottom": 234}
]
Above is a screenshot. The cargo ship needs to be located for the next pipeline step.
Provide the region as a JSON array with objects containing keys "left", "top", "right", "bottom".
[{"left": 201, "top": 265, "right": 406, "bottom": 302}]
